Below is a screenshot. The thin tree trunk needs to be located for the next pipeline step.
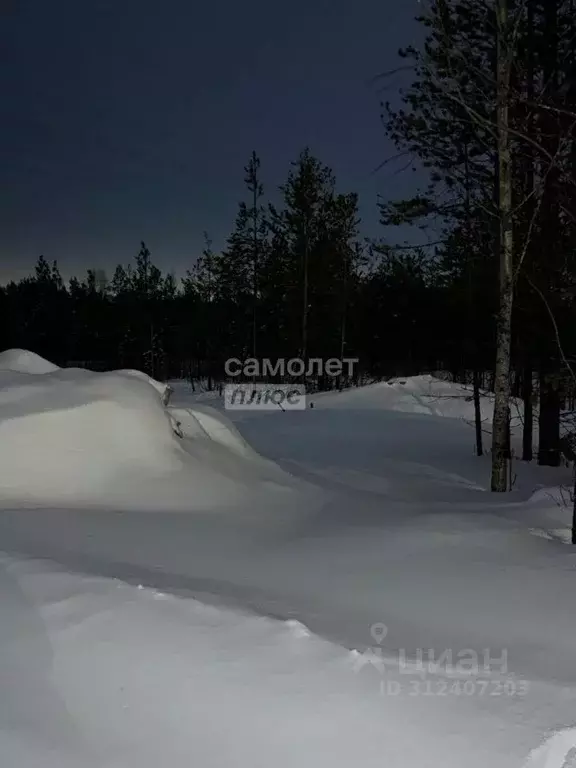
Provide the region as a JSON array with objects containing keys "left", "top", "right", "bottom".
[
  {"left": 473, "top": 368, "right": 483, "bottom": 457},
  {"left": 338, "top": 249, "right": 348, "bottom": 391},
  {"left": 251, "top": 160, "right": 259, "bottom": 366},
  {"left": 463, "top": 144, "right": 483, "bottom": 458},
  {"left": 522, "top": 363, "right": 533, "bottom": 461},
  {"left": 252, "top": 181, "right": 258, "bottom": 386},
  {"left": 538, "top": 368, "right": 561, "bottom": 466},
  {"left": 520, "top": 0, "right": 535, "bottom": 465},
  {"left": 491, "top": 0, "right": 514, "bottom": 492},
  {"left": 572, "top": 465, "right": 576, "bottom": 544},
  {"left": 570, "top": 6, "right": 576, "bottom": 548},
  {"left": 150, "top": 321, "right": 155, "bottom": 379},
  {"left": 537, "top": 0, "right": 562, "bottom": 469},
  {"left": 301, "top": 229, "right": 309, "bottom": 379}
]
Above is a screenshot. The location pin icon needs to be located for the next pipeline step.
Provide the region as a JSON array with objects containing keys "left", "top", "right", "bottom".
[{"left": 370, "top": 622, "right": 388, "bottom": 645}]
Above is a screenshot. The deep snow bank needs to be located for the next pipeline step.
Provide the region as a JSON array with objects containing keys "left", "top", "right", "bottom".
[
  {"left": 0, "top": 366, "right": 184, "bottom": 501},
  {"left": 0, "top": 348, "right": 60, "bottom": 374},
  {"left": 522, "top": 485, "right": 575, "bottom": 542},
  {"left": 170, "top": 404, "right": 262, "bottom": 460},
  {"left": 1, "top": 554, "right": 569, "bottom": 768},
  {"left": 0, "top": 351, "right": 313, "bottom": 511},
  {"left": 315, "top": 375, "right": 498, "bottom": 423}
]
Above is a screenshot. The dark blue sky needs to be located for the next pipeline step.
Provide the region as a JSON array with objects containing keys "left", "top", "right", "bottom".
[{"left": 1, "top": 0, "right": 422, "bottom": 283}]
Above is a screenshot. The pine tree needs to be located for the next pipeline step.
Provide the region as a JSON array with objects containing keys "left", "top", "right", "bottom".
[
  {"left": 216, "top": 155, "right": 268, "bottom": 364},
  {"left": 271, "top": 149, "right": 360, "bottom": 374},
  {"left": 245, "top": 152, "right": 265, "bottom": 361}
]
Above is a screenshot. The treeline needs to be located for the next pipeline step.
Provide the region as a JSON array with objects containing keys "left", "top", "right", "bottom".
[{"left": 0, "top": 149, "right": 481, "bottom": 385}]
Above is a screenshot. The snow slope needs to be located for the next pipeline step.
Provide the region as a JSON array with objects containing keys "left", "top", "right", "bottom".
[
  {"left": 309, "top": 374, "right": 496, "bottom": 421},
  {"left": 0, "top": 348, "right": 61, "bottom": 374},
  {"left": 173, "top": 374, "right": 575, "bottom": 538},
  {"left": 1, "top": 553, "right": 574, "bottom": 768},
  {"left": 0, "top": 350, "right": 315, "bottom": 511}
]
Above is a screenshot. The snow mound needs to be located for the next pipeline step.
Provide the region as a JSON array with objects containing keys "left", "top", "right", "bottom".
[
  {"left": 528, "top": 485, "right": 573, "bottom": 507},
  {"left": 170, "top": 404, "right": 261, "bottom": 460},
  {"left": 0, "top": 366, "right": 184, "bottom": 504},
  {"left": 315, "top": 374, "right": 496, "bottom": 423},
  {"left": 524, "top": 728, "right": 576, "bottom": 768},
  {"left": 523, "top": 485, "right": 574, "bottom": 543},
  {"left": 115, "top": 368, "right": 172, "bottom": 403},
  {"left": 0, "top": 554, "right": 560, "bottom": 768},
  {"left": 0, "top": 351, "right": 312, "bottom": 511},
  {"left": 0, "top": 348, "right": 60, "bottom": 374}
]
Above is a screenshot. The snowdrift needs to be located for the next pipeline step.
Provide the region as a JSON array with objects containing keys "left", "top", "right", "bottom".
[
  {"left": 1, "top": 553, "right": 567, "bottom": 768},
  {"left": 170, "top": 404, "right": 262, "bottom": 460},
  {"left": 315, "top": 375, "right": 498, "bottom": 423},
  {"left": 0, "top": 348, "right": 60, "bottom": 375},
  {"left": 168, "top": 374, "right": 507, "bottom": 429},
  {"left": 0, "top": 350, "right": 312, "bottom": 511}
]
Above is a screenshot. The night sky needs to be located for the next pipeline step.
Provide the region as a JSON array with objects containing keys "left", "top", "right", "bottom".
[{"left": 2, "top": 0, "right": 422, "bottom": 284}]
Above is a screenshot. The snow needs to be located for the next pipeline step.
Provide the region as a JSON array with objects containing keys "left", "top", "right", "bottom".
[
  {"left": 0, "top": 351, "right": 313, "bottom": 511},
  {"left": 0, "top": 348, "right": 60, "bottom": 374},
  {"left": 524, "top": 729, "right": 576, "bottom": 767},
  {"left": 312, "top": 374, "right": 498, "bottom": 423},
  {"left": 1, "top": 553, "right": 574, "bottom": 768},
  {"left": 113, "top": 367, "right": 173, "bottom": 402},
  {"left": 523, "top": 486, "right": 575, "bottom": 543},
  {"left": 170, "top": 404, "right": 263, "bottom": 460},
  {"left": 2, "top": 356, "right": 576, "bottom": 766}
]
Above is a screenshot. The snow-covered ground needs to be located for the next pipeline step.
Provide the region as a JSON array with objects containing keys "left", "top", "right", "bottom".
[
  {"left": 0, "top": 349, "right": 316, "bottom": 512},
  {"left": 1, "top": 352, "right": 576, "bottom": 766},
  {"left": 170, "top": 374, "right": 575, "bottom": 538},
  {"left": 2, "top": 553, "right": 575, "bottom": 768}
]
